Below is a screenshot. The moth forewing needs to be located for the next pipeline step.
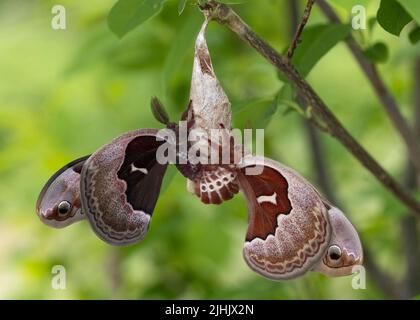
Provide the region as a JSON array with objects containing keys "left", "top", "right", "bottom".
[
  {"left": 36, "top": 156, "right": 89, "bottom": 228},
  {"left": 80, "top": 129, "right": 168, "bottom": 246},
  {"left": 238, "top": 156, "right": 332, "bottom": 280},
  {"left": 312, "top": 205, "right": 363, "bottom": 277}
]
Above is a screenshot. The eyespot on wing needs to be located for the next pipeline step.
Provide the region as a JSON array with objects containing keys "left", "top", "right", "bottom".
[
  {"left": 36, "top": 156, "right": 89, "bottom": 228},
  {"left": 312, "top": 205, "right": 363, "bottom": 277}
]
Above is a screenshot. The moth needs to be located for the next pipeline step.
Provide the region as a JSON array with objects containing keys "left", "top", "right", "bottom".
[
  {"left": 37, "top": 129, "right": 169, "bottom": 246},
  {"left": 237, "top": 156, "right": 363, "bottom": 279},
  {"left": 178, "top": 19, "right": 363, "bottom": 279}
]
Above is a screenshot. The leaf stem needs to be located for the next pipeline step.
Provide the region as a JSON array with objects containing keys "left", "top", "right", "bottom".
[{"left": 287, "top": 0, "right": 315, "bottom": 60}]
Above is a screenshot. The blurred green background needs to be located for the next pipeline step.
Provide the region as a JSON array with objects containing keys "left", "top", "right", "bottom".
[{"left": 0, "top": 0, "right": 419, "bottom": 299}]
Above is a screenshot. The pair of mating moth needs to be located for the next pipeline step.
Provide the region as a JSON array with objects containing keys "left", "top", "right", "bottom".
[{"left": 36, "top": 20, "right": 363, "bottom": 280}]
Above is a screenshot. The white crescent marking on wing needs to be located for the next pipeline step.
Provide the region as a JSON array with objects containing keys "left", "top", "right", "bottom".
[
  {"left": 257, "top": 193, "right": 277, "bottom": 205},
  {"left": 130, "top": 164, "right": 148, "bottom": 175}
]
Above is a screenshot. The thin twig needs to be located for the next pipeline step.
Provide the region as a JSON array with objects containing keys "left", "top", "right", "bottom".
[
  {"left": 317, "top": 0, "right": 420, "bottom": 182},
  {"left": 287, "top": 0, "right": 315, "bottom": 60},
  {"left": 203, "top": 1, "right": 420, "bottom": 216},
  {"left": 287, "top": 0, "right": 300, "bottom": 37}
]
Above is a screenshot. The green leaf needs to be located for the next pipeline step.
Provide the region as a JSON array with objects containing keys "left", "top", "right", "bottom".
[
  {"left": 277, "top": 83, "right": 294, "bottom": 101},
  {"left": 276, "top": 70, "right": 289, "bottom": 83},
  {"left": 232, "top": 97, "right": 277, "bottom": 129},
  {"left": 276, "top": 84, "right": 302, "bottom": 116},
  {"left": 397, "top": 0, "right": 420, "bottom": 26},
  {"left": 368, "top": 17, "right": 377, "bottom": 32},
  {"left": 160, "top": 165, "right": 178, "bottom": 194},
  {"left": 409, "top": 26, "right": 420, "bottom": 44},
  {"left": 178, "top": 0, "right": 187, "bottom": 15},
  {"left": 363, "top": 42, "right": 389, "bottom": 63},
  {"left": 377, "top": 0, "right": 412, "bottom": 36},
  {"left": 232, "top": 85, "right": 301, "bottom": 129},
  {"left": 262, "top": 96, "right": 279, "bottom": 126},
  {"left": 108, "top": 0, "right": 166, "bottom": 38},
  {"left": 292, "top": 23, "right": 351, "bottom": 77}
]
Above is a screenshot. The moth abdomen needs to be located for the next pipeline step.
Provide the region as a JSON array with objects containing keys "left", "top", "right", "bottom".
[{"left": 191, "top": 166, "right": 240, "bottom": 205}]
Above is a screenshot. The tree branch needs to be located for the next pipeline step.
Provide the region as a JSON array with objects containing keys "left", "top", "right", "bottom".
[
  {"left": 203, "top": 1, "right": 420, "bottom": 216},
  {"left": 287, "top": 0, "right": 315, "bottom": 60},
  {"left": 317, "top": 0, "right": 420, "bottom": 183}
]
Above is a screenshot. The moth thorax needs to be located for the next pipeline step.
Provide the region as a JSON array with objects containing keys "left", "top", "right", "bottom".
[
  {"left": 193, "top": 128, "right": 240, "bottom": 166},
  {"left": 175, "top": 162, "right": 202, "bottom": 181},
  {"left": 192, "top": 166, "right": 240, "bottom": 205},
  {"left": 190, "top": 112, "right": 231, "bottom": 136}
]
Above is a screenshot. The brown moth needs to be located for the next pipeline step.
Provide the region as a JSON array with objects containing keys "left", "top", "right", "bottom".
[
  {"left": 238, "top": 156, "right": 363, "bottom": 279},
  {"left": 80, "top": 129, "right": 168, "bottom": 246},
  {"left": 36, "top": 156, "right": 89, "bottom": 228}
]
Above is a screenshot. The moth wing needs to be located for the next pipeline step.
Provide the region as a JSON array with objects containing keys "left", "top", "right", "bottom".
[
  {"left": 238, "top": 156, "right": 331, "bottom": 280},
  {"left": 312, "top": 204, "right": 363, "bottom": 277},
  {"left": 36, "top": 156, "right": 89, "bottom": 228},
  {"left": 81, "top": 129, "right": 168, "bottom": 246}
]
